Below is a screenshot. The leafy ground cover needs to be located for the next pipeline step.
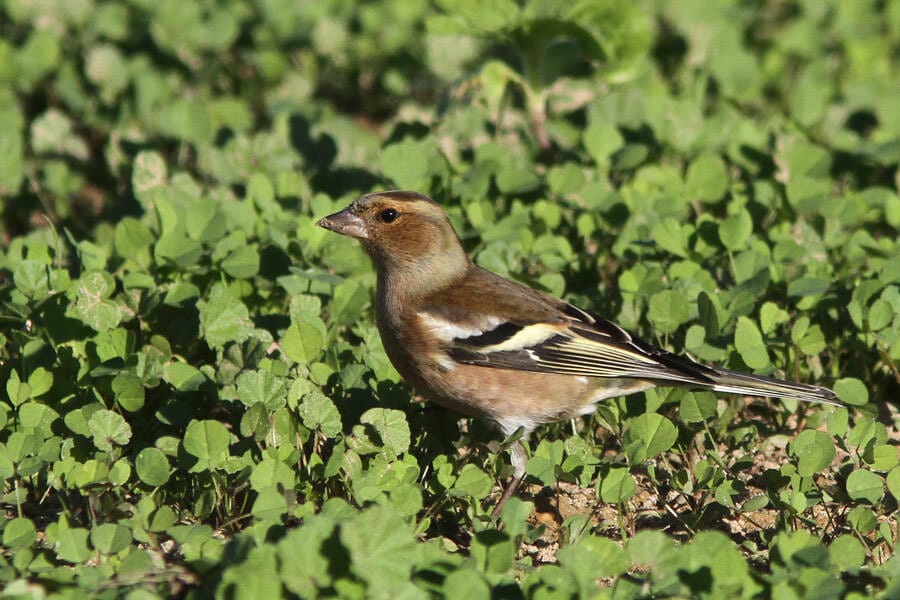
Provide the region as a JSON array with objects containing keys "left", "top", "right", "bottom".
[{"left": 1, "top": 0, "right": 899, "bottom": 597}]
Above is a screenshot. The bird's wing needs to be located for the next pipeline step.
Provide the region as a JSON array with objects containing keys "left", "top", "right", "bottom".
[
  {"left": 418, "top": 266, "right": 839, "bottom": 405},
  {"left": 429, "top": 299, "right": 719, "bottom": 386}
]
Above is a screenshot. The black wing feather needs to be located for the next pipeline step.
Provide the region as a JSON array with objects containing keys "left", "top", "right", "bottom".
[{"left": 448, "top": 302, "right": 718, "bottom": 385}]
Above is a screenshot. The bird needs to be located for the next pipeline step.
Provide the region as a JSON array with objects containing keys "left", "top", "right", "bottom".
[{"left": 316, "top": 190, "right": 841, "bottom": 514}]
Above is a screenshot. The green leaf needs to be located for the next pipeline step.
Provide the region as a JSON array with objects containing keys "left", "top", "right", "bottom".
[
  {"left": 247, "top": 172, "right": 277, "bottom": 212},
  {"left": 70, "top": 459, "right": 110, "bottom": 488},
  {"left": 476, "top": 59, "right": 521, "bottom": 114},
  {"left": 687, "top": 531, "right": 749, "bottom": 586},
  {"left": 679, "top": 391, "right": 716, "bottom": 423},
  {"left": 88, "top": 409, "right": 132, "bottom": 452},
  {"left": 599, "top": 466, "right": 636, "bottom": 503},
  {"left": 389, "top": 482, "right": 423, "bottom": 517},
  {"left": 828, "top": 535, "right": 866, "bottom": 572},
  {"left": 165, "top": 362, "right": 207, "bottom": 392},
  {"left": 786, "top": 176, "right": 830, "bottom": 213},
  {"left": 611, "top": 143, "right": 648, "bottom": 170},
  {"left": 868, "top": 298, "right": 893, "bottom": 331},
  {"left": 69, "top": 271, "right": 123, "bottom": 332},
  {"left": 157, "top": 99, "right": 213, "bottom": 143},
  {"left": 252, "top": 487, "right": 288, "bottom": 522},
  {"left": 109, "top": 459, "right": 131, "bottom": 486},
  {"left": 198, "top": 283, "right": 254, "bottom": 350},
  {"left": 734, "top": 316, "right": 770, "bottom": 369},
  {"left": 525, "top": 455, "right": 556, "bottom": 486},
  {"left": 558, "top": 536, "right": 629, "bottom": 586},
  {"left": 240, "top": 402, "right": 269, "bottom": 439},
  {"left": 624, "top": 413, "right": 677, "bottom": 463},
  {"left": 155, "top": 234, "right": 203, "bottom": 267},
  {"left": 847, "top": 506, "right": 877, "bottom": 533},
  {"left": 647, "top": 289, "right": 690, "bottom": 334},
  {"left": 652, "top": 218, "right": 691, "bottom": 258},
  {"left": 887, "top": 466, "right": 900, "bottom": 501},
  {"left": 135, "top": 447, "right": 170, "bottom": 487},
  {"left": 85, "top": 44, "right": 129, "bottom": 102},
  {"left": 164, "top": 281, "right": 201, "bottom": 305},
  {"left": 90, "top": 523, "right": 132, "bottom": 554},
  {"left": 5, "top": 370, "right": 29, "bottom": 407},
  {"left": 222, "top": 244, "right": 260, "bottom": 279},
  {"left": 697, "top": 291, "right": 721, "bottom": 338},
  {"left": 715, "top": 479, "right": 740, "bottom": 508},
  {"left": 31, "top": 109, "right": 87, "bottom": 158},
  {"left": 329, "top": 279, "right": 369, "bottom": 327},
  {"left": 298, "top": 390, "right": 342, "bottom": 438},
  {"left": 114, "top": 217, "right": 154, "bottom": 266},
  {"left": 185, "top": 197, "right": 218, "bottom": 241},
  {"left": 787, "top": 277, "right": 830, "bottom": 298},
  {"left": 183, "top": 420, "right": 231, "bottom": 471},
  {"left": 147, "top": 505, "right": 178, "bottom": 532},
  {"left": 499, "top": 497, "right": 534, "bottom": 539},
  {"left": 547, "top": 163, "right": 585, "bottom": 195},
  {"left": 827, "top": 407, "right": 849, "bottom": 438},
  {"left": 359, "top": 408, "right": 411, "bottom": 455},
  {"left": 760, "top": 301, "right": 789, "bottom": 335},
  {"left": 496, "top": 165, "right": 541, "bottom": 194},
  {"left": 0, "top": 453, "right": 15, "bottom": 481},
  {"left": 789, "top": 430, "right": 835, "bottom": 477},
  {"left": 17, "top": 30, "right": 61, "bottom": 88},
  {"left": 277, "top": 519, "right": 336, "bottom": 597},
  {"left": 865, "top": 444, "right": 898, "bottom": 472},
  {"left": 55, "top": 527, "right": 92, "bottom": 563},
  {"left": 0, "top": 128, "right": 24, "bottom": 194},
  {"left": 5, "top": 431, "right": 39, "bottom": 461},
  {"left": 777, "top": 137, "right": 833, "bottom": 177},
  {"left": 3, "top": 517, "right": 36, "bottom": 550},
  {"left": 132, "top": 151, "right": 167, "bottom": 206},
  {"left": 443, "top": 569, "right": 491, "bottom": 600},
  {"left": 281, "top": 321, "right": 325, "bottom": 364},
  {"left": 450, "top": 463, "right": 493, "bottom": 499},
  {"left": 95, "top": 327, "right": 133, "bottom": 362},
  {"left": 789, "top": 62, "right": 830, "bottom": 126},
  {"left": 846, "top": 470, "right": 883, "bottom": 504},
  {"left": 250, "top": 457, "right": 295, "bottom": 492},
  {"left": 626, "top": 529, "right": 674, "bottom": 566},
  {"left": 112, "top": 373, "right": 145, "bottom": 412},
  {"left": 583, "top": 120, "right": 624, "bottom": 165},
  {"left": 740, "top": 495, "right": 769, "bottom": 513},
  {"left": 718, "top": 209, "right": 752, "bottom": 251},
  {"left": 379, "top": 138, "right": 433, "bottom": 189},
  {"left": 13, "top": 259, "right": 50, "bottom": 300},
  {"left": 686, "top": 153, "right": 729, "bottom": 203},
  {"left": 340, "top": 506, "right": 420, "bottom": 596},
  {"left": 470, "top": 530, "right": 514, "bottom": 574},
  {"left": 834, "top": 378, "right": 869, "bottom": 406},
  {"left": 429, "top": 0, "right": 519, "bottom": 34},
  {"left": 18, "top": 402, "right": 59, "bottom": 434},
  {"left": 236, "top": 369, "right": 288, "bottom": 410}
]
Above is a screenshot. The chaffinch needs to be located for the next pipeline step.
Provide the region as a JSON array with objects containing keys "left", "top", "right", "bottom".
[{"left": 317, "top": 191, "right": 840, "bottom": 511}]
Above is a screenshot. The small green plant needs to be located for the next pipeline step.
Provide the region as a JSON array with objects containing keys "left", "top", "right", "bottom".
[{"left": 1, "top": 0, "right": 898, "bottom": 597}]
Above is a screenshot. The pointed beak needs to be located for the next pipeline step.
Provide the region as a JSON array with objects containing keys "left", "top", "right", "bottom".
[{"left": 316, "top": 208, "right": 369, "bottom": 239}]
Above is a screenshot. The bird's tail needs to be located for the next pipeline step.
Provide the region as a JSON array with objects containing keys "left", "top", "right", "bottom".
[{"left": 706, "top": 367, "right": 842, "bottom": 406}]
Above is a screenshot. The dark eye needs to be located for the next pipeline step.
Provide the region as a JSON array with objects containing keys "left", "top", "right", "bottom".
[{"left": 379, "top": 208, "right": 399, "bottom": 223}]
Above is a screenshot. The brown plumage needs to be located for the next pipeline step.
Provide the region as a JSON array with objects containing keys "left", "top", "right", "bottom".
[{"left": 317, "top": 190, "right": 841, "bottom": 513}]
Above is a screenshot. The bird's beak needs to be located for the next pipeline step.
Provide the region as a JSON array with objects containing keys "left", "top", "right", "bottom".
[{"left": 316, "top": 208, "right": 369, "bottom": 239}]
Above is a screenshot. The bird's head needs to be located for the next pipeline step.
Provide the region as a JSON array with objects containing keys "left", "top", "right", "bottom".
[{"left": 317, "top": 191, "right": 470, "bottom": 293}]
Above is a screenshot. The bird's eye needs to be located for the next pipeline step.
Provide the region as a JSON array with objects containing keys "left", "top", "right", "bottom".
[{"left": 379, "top": 208, "right": 399, "bottom": 223}]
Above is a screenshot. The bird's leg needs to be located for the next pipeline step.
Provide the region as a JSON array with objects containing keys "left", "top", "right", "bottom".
[{"left": 491, "top": 440, "right": 528, "bottom": 518}]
